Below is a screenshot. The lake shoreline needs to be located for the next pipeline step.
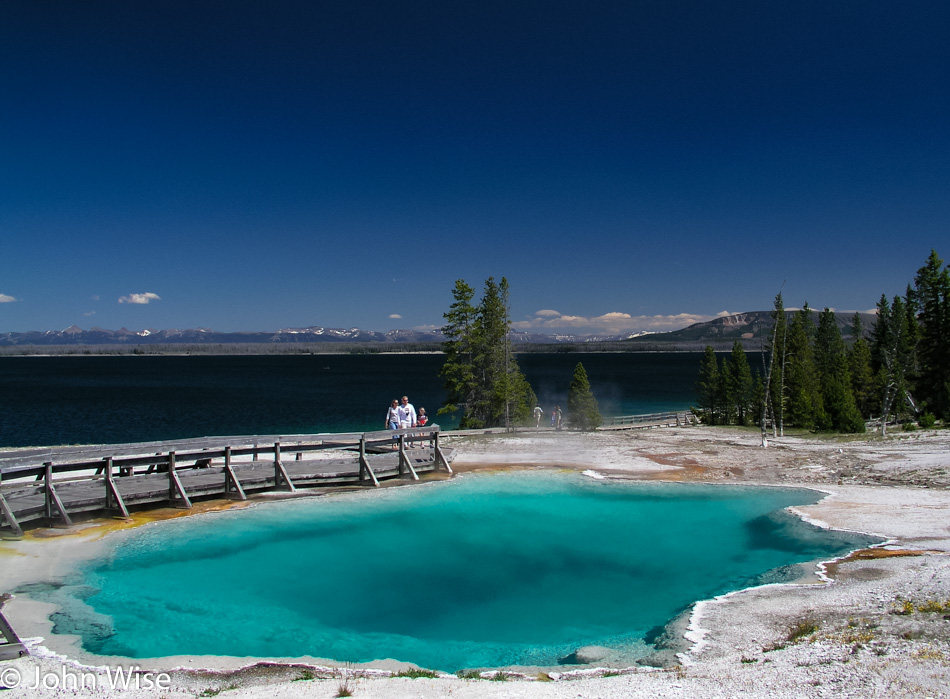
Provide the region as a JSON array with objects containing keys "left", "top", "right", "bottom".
[{"left": 3, "top": 426, "right": 950, "bottom": 697}]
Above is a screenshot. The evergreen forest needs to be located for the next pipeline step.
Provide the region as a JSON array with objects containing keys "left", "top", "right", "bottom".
[{"left": 695, "top": 250, "right": 950, "bottom": 435}]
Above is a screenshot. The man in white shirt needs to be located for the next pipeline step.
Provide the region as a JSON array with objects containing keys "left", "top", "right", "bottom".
[{"left": 397, "top": 395, "right": 417, "bottom": 430}]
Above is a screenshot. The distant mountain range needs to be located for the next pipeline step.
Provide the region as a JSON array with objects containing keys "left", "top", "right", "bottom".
[
  {"left": 0, "top": 324, "right": 650, "bottom": 346},
  {"left": 0, "top": 311, "right": 873, "bottom": 349},
  {"left": 623, "top": 309, "right": 877, "bottom": 350}
]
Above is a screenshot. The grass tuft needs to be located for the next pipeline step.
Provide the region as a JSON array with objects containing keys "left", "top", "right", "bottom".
[{"left": 394, "top": 668, "right": 439, "bottom": 679}]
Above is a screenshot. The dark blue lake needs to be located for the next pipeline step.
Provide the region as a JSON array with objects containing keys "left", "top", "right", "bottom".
[{"left": 0, "top": 353, "right": 701, "bottom": 447}]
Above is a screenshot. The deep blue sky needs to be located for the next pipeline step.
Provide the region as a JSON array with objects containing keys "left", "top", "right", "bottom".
[{"left": 2, "top": 1, "right": 948, "bottom": 335}]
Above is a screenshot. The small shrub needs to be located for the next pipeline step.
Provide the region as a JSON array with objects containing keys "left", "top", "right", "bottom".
[
  {"left": 901, "top": 421, "right": 918, "bottom": 432},
  {"left": 293, "top": 669, "right": 315, "bottom": 682},
  {"left": 456, "top": 670, "right": 481, "bottom": 680},
  {"left": 394, "top": 668, "right": 439, "bottom": 679},
  {"left": 919, "top": 412, "right": 936, "bottom": 428},
  {"left": 335, "top": 663, "right": 356, "bottom": 698},
  {"left": 489, "top": 671, "right": 509, "bottom": 682},
  {"left": 740, "top": 656, "right": 759, "bottom": 664},
  {"left": 915, "top": 599, "right": 950, "bottom": 614},
  {"left": 786, "top": 619, "right": 820, "bottom": 643}
]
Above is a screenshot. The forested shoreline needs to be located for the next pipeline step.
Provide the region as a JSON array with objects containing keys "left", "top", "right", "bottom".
[{"left": 695, "top": 250, "right": 950, "bottom": 434}]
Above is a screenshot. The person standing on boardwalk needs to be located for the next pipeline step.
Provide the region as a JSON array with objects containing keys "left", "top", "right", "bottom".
[
  {"left": 555, "top": 405, "right": 563, "bottom": 431},
  {"left": 397, "top": 395, "right": 417, "bottom": 448},
  {"left": 385, "top": 399, "right": 400, "bottom": 449},
  {"left": 533, "top": 404, "right": 543, "bottom": 428}
]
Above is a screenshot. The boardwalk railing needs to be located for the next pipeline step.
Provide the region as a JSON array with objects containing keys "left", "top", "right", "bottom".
[
  {"left": 0, "top": 427, "right": 453, "bottom": 537},
  {"left": 603, "top": 411, "right": 695, "bottom": 429}
]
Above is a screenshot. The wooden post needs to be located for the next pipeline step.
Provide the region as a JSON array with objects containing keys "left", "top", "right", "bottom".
[
  {"left": 0, "top": 489, "right": 23, "bottom": 538},
  {"left": 273, "top": 442, "right": 296, "bottom": 492},
  {"left": 223, "top": 446, "right": 247, "bottom": 500},
  {"left": 433, "top": 431, "right": 453, "bottom": 474},
  {"left": 0, "top": 609, "right": 28, "bottom": 660},
  {"left": 398, "top": 434, "right": 419, "bottom": 480},
  {"left": 44, "top": 462, "right": 73, "bottom": 526},
  {"left": 358, "top": 436, "right": 379, "bottom": 487},
  {"left": 103, "top": 458, "right": 130, "bottom": 518},
  {"left": 167, "top": 452, "right": 193, "bottom": 508}
]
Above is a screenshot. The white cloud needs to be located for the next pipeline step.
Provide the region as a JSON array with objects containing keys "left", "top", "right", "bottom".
[
  {"left": 118, "top": 292, "right": 161, "bottom": 305},
  {"left": 0, "top": 294, "right": 16, "bottom": 303},
  {"left": 512, "top": 309, "right": 717, "bottom": 334},
  {"left": 389, "top": 313, "right": 403, "bottom": 319}
]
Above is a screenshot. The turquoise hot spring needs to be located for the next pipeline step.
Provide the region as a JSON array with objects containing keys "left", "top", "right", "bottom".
[{"left": 32, "top": 471, "right": 878, "bottom": 672}]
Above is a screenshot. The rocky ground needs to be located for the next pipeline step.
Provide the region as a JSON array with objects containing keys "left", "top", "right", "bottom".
[{"left": 2, "top": 425, "right": 949, "bottom": 697}]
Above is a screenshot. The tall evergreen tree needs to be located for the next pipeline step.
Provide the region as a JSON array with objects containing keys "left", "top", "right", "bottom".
[
  {"left": 814, "top": 308, "right": 864, "bottom": 433},
  {"left": 784, "top": 304, "right": 826, "bottom": 430},
  {"left": 874, "top": 294, "right": 917, "bottom": 435},
  {"left": 696, "top": 346, "right": 721, "bottom": 424},
  {"left": 764, "top": 292, "right": 788, "bottom": 437},
  {"left": 439, "top": 277, "right": 536, "bottom": 429},
  {"left": 914, "top": 249, "right": 950, "bottom": 418},
  {"left": 438, "top": 280, "right": 477, "bottom": 423},
  {"left": 847, "top": 313, "right": 874, "bottom": 418},
  {"left": 567, "top": 362, "right": 602, "bottom": 430},
  {"left": 725, "top": 340, "right": 755, "bottom": 425}
]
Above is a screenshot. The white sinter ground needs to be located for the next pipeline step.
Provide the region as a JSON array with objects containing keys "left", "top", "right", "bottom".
[{"left": 2, "top": 425, "right": 949, "bottom": 698}]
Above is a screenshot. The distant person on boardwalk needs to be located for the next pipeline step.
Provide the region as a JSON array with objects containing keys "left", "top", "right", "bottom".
[
  {"left": 555, "top": 405, "right": 563, "bottom": 431},
  {"left": 397, "top": 395, "right": 417, "bottom": 446},
  {"left": 416, "top": 407, "right": 428, "bottom": 448},
  {"left": 533, "top": 404, "right": 543, "bottom": 428},
  {"left": 385, "top": 398, "right": 400, "bottom": 449},
  {"left": 397, "top": 395, "right": 417, "bottom": 448}
]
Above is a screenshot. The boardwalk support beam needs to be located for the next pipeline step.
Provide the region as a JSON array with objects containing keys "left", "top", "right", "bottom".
[
  {"left": 273, "top": 443, "right": 297, "bottom": 492},
  {"left": 398, "top": 434, "right": 419, "bottom": 480},
  {"left": 0, "top": 490, "right": 23, "bottom": 538},
  {"left": 103, "top": 458, "right": 130, "bottom": 518},
  {"left": 433, "top": 432, "right": 453, "bottom": 474},
  {"left": 223, "top": 446, "right": 247, "bottom": 501},
  {"left": 44, "top": 462, "right": 73, "bottom": 526},
  {"left": 167, "top": 452, "right": 193, "bottom": 508},
  {"left": 0, "top": 609, "right": 28, "bottom": 660},
  {"left": 358, "top": 437, "right": 379, "bottom": 487}
]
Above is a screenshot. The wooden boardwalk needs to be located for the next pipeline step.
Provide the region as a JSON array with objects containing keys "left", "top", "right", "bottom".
[
  {"left": 0, "top": 428, "right": 454, "bottom": 537},
  {"left": 600, "top": 411, "right": 695, "bottom": 430}
]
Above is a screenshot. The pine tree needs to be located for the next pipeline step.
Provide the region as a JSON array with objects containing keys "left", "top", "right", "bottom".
[
  {"left": 784, "top": 304, "right": 826, "bottom": 430},
  {"left": 914, "top": 249, "right": 950, "bottom": 418},
  {"left": 814, "top": 308, "right": 864, "bottom": 433},
  {"left": 438, "top": 280, "right": 477, "bottom": 423},
  {"left": 847, "top": 313, "right": 874, "bottom": 418},
  {"left": 764, "top": 291, "right": 788, "bottom": 438},
  {"left": 875, "top": 294, "right": 918, "bottom": 435},
  {"left": 567, "top": 362, "right": 602, "bottom": 430},
  {"left": 439, "top": 277, "right": 536, "bottom": 429},
  {"left": 725, "top": 340, "right": 754, "bottom": 425},
  {"left": 696, "top": 346, "right": 721, "bottom": 424}
]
